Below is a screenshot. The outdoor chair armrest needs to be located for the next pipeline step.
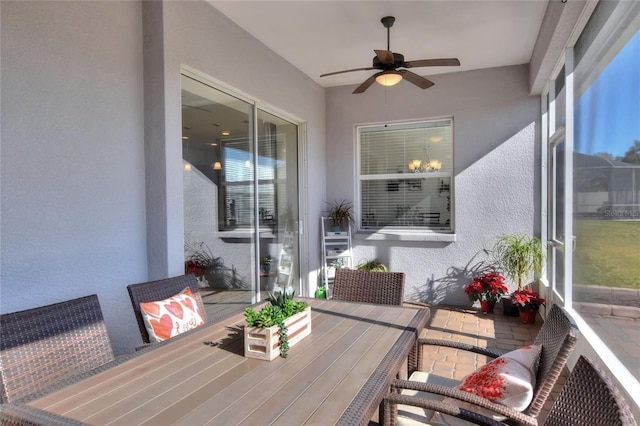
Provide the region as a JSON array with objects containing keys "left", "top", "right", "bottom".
[
  {"left": 418, "top": 338, "right": 503, "bottom": 357},
  {"left": 390, "top": 379, "right": 536, "bottom": 426},
  {"left": 382, "top": 393, "right": 508, "bottom": 426},
  {"left": 0, "top": 403, "right": 88, "bottom": 425}
]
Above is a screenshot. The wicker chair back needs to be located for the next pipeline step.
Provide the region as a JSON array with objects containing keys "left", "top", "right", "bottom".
[
  {"left": 127, "top": 274, "right": 207, "bottom": 344},
  {"left": 0, "top": 295, "right": 114, "bottom": 403},
  {"left": 544, "top": 355, "right": 637, "bottom": 426},
  {"left": 526, "top": 304, "right": 580, "bottom": 417},
  {"left": 333, "top": 269, "right": 405, "bottom": 306}
]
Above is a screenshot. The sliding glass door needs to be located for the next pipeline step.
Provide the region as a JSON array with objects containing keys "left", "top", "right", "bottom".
[{"left": 181, "top": 74, "right": 299, "bottom": 319}]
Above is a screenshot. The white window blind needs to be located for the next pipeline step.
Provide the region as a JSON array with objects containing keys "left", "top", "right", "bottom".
[{"left": 358, "top": 119, "right": 453, "bottom": 231}]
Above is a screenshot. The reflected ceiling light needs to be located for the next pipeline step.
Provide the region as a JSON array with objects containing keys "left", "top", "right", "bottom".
[
  {"left": 375, "top": 71, "right": 402, "bottom": 87},
  {"left": 182, "top": 136, "right": 189, "bottom": 140},
  {"left": 213, "top": 161, "right": 222, "bottom": 170},
  {"left": 430, "top": 136, "right": 443, "bottom": 143},
  {"left": 409, "top": 143, "right": 441, "bottom": 173},
  {"left": 184, "top": 162, "right": 192, "bottom": 171},
  {"left": 222, "top": 131, "right": 231, "bottom": 136}
]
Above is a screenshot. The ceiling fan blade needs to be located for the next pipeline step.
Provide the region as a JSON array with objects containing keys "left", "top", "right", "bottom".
[
  {"left": 374, "top": 50, "right": 395, "bottom": 65},
  {"left": 320, "top": 67, "right": 376, "bottom": 77},
  {"left": 403, "top": 58, "right": 461, "bottom": 68},
  {"left": 399, "top": 70, "right": 434, "bottom": 89},
  {"left": 353, "top": 73, "right": 379, "bottom": 94}
]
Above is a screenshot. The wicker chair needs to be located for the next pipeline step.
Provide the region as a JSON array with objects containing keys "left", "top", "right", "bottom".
[
  {"left": 0, "top": 295, "right": 115, "bottom": 403},
  {"left": 127, "top": 274, "right": 208, "bottom": 344},
  {"left": 0, "top": 403, "right": 88, "bottom": 426},
  {"left": 383, "top": 304, "right": 579, "bottom": 425},
  {"left": 383, "top": 355, "right": 637, "bottom": 426},
  {"left": 332, "top": 269, "right": 405, "bottom": 306}
]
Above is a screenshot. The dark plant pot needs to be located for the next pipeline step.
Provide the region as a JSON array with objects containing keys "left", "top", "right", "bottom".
[
  {"left": 480, "top": 300, "right": 495, "bottom": 314},
  {"left": 519, "top": 309, "right": 537, "bottom": 324},
  {"left": 262, "top": 264, "right": 271, "bottom": 274},
  {"left": 331, "top": 225, "right": 341, "bottom": 233},
  {"left": 501, "top": 297, "right": 520, "bottom": 317}
]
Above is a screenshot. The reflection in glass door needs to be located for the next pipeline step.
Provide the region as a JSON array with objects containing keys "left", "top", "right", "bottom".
[
  {"left": 256, "top": 110, "right": 299, "bottom": 296},
  {"left": 181, "top": 74, "right": 299, "bottom": 321},
  {"left": 549, "top": 133, "right": 566, "bottom": 299}
]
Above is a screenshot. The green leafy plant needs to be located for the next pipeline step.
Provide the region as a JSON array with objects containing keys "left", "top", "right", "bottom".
[
  {"left": 493, "top": 234, "right": 545, "bottom": 291},
  {"left": 326, "top": 200, "right": 355, "bottom": 228},
  {"left": 244, "top": 288, "right": 308, "bottom": 358},
  {"left": 356, "top": 259, "right": 388, "bottom": 272},
  {"left": 260, "top": 256, "right": 274, "bottom": 266},
  {"left": 330, "top": 258, "right": 346, "bottom": 268}
]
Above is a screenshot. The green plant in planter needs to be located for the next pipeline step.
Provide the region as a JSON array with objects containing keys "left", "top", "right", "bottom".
[
  {"left": 356, "top": 259, "right": 388, "bottom": 272},
  {"left": 493, "top": 234, "right": 545, "bottom": 291},
  {"left": 244, "top": 288, "right": 308, "bottom": 358},
  {"left": 260, "top": 256, "right": 274, "bottom": 273},
  {"left": 326, "top": 200, "right": 355, "bottom": 231}
]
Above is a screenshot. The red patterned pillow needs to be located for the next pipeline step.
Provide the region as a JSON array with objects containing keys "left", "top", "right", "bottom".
[{"left": 139, "top": 287, "right": 205, "bottom": 343}]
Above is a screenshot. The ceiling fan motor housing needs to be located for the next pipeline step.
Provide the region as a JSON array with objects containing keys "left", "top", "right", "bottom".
[{"left": 373, "top": 53, "right": 405, "bottom": 70}]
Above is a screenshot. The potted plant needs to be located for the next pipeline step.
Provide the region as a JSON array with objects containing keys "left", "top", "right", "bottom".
[
  {"left": 326, "top": 258, "right": 346, "bottom": 279},
  {"left": 493, "top": 234, "right": 545, "bottom": 316},
  {"left": 260, "top": 255, "right": 274, "bottom": 274},
  {"left": 511, "top": 288, "right": 545, "bottom": 324},
  {"left": 244, "top": 287, "right": 310, "bottom": 360},
  {"left": 326, "top": 199, "right": 355, "bottom": 233},
  {"left": 464, "top": 272, "right": 509, "bottom": 313},
  {"left": 356, "top": 259, "right": 388, "bottom": 272},
  {"left": 314, "top": 285, "right": 326, "bottom": 299}
]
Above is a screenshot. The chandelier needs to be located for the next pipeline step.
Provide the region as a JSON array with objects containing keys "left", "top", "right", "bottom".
[{"left": 408, "top": 143, "right": 441, "bottom": 172}]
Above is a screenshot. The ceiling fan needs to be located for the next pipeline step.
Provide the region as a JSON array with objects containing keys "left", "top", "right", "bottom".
[{"left": 320, "top": 16, "right": 460, "bottom": 94}]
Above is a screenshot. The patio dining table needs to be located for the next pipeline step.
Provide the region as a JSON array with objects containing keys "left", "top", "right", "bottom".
[{"left": 24, "top": 298, "right": 430, "bottom": 425}]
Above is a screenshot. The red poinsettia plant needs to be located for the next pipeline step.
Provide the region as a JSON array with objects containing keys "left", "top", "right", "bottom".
[
  {"left": 512, "top": 288, "right": 545, "bottom": 311},
  {"left": 184, "top": 260, "right": 204, "bottom": 277},
  {"left": 464, "top": 273, "right": 509, "bottom": 303}
]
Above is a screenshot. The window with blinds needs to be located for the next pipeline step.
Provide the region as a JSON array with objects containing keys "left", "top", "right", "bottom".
[{"left": 358, "top": 119, "right": 453, "bottom": 231}]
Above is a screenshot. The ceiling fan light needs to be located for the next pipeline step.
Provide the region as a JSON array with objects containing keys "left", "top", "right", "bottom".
[{"left": 375, "top": 72, "right": 402, "bottom": 87}]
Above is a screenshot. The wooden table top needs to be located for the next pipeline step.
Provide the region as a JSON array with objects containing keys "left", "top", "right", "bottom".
[{"left": 28, "top": 298, "right": 430, "bottom": 426}]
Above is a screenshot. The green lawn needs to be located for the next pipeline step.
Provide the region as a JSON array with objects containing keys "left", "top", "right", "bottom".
[{"left": 573, "top": 219, "right": 640, "bottom": 289}]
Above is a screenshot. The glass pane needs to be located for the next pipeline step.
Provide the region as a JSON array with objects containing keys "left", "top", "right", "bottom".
[
  {"left": 256, "top": 109, "right": 299, "bottom": 296},
  {"left": 360, "top": 120, "right": 453, "bottom": 176},
  {"left": 359, "top": 119, "right": 453, "bottom": 231},
  {"left": 361, "top": 177, "right": 451, "bottom": 229},
  {"left": 573, "top": 16, "right": 640, "bottom": 381},
  {"left": 181, "top": 75, "right": 255, "bottom": 319}
]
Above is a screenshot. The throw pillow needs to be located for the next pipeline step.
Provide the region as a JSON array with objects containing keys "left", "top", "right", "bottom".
[
  {"left": 430, "top": 344, "right": 542, "bottom": 425},
  {"left": 140, "top": 287, "right": 205, "bottom": 343}
]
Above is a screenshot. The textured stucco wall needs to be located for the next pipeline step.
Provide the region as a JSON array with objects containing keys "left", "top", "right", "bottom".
[
  {"left": 1, "top": 1, "right": 147, "bottom": 354},
  {"left": 326, "top": 65, "right": 541, "bottom": 306},
  {"left": 1, "top": 0, "right": 326, "bottom": 354}
]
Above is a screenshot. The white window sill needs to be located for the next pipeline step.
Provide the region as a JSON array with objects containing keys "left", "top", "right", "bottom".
[{"left": 354, "top": 230, "right": 456, "bottom": 242}]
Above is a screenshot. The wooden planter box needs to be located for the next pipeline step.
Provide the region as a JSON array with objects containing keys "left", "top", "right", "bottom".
[{"left": 244, "top": 307, "right": 312, "bottom": 361}]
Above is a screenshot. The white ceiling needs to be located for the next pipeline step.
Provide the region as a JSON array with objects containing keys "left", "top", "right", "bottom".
[{"left": 208, "top": 1, "right": 549, "bottom": 89}]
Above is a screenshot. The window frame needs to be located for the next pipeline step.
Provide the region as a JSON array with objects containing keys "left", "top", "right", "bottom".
[{"left": 355, "top": 118, "right": 455, "bottom": 238}]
